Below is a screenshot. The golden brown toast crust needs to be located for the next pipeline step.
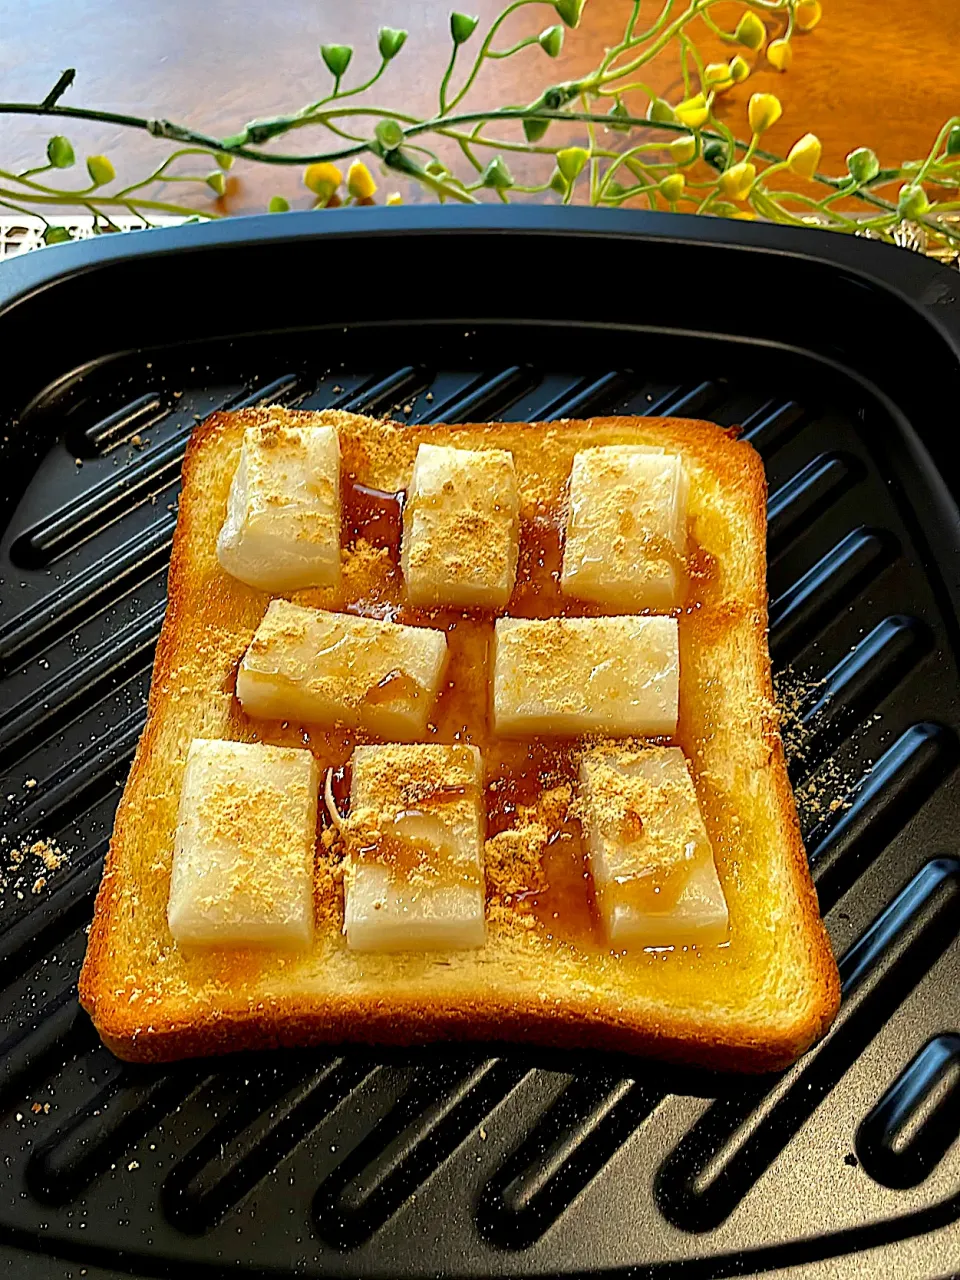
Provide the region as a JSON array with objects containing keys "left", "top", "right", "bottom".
[{"left": 79, "top": 409, "right": 840, "bottom": 1071}]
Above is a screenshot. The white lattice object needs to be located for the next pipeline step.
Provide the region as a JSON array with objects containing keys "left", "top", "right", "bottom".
[{"left": 0, "top": 214, "right": 186, "bottom": 258}]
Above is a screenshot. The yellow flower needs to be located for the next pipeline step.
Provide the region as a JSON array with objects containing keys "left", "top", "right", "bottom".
[
  {"left": 732, "top": 210, "right": 756, "bottom": 220},
  {"left": 729, "top": 55, "right": 751, "bottom": 84},
  {"left": 303, "top": 162, "right": 342, "bottom": 200},
  {"left": 748, "top": 92, "right": 782, "bottom": 134},
  {"left": 735, "top": 11, "right": 766, "bottom": 50},
  {"left": 675, "top": 93, "right": 709, "bottom": 129},
  {"left": 86, "top": 155, "right": 116, "bottom": 186},
  {"left": 795, "top": 0, "right": 822, "bottom": 31},
  {"left": 704, "top": 62, "right": 734, "bottom": 92},
  {"left": 787, "top": 132, "right": 822, "bottom": 178},
  {"left": 719, "top": 160, "right": 756, "bottom": 201},
  {"left": 767, "top": 38, "right": 792, "bottom": 71},
  {"left": 347, "top": 161, "right": 377, "bottom": 200},
  {"left": 659, "top": 173, "right": 685, "bottom": 202},
  {"left": 386, "top": 192, "right": 403, "bottom": 205},
  {"left": 669, "top": 134, "right": 698, "bottom": 165}
]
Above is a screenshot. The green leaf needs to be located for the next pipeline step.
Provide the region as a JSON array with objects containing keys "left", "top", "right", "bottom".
[
  {"left": 556, "top": 146, "right": 588, "bottom": 183},
  {"left": 538, "top": 24, "right": 563, "bottom": 57},
  {"left": 450, "top": 12, "right": 480, "bottom": 44},
  {"left": 553, "top": 0, "right": 586, "bottom": 28},
  {"left": 206, "top": 171, "right": 227, "bottom": 196},
  {"left": 321, "top": 43, "right": 353, "bottom": 78},
  {"left": 42, "top": 225, "right": 73, "bottom": 245},
  {"left": 268, "top": 195, "right": 290, "bottom": 213},
  {"left": 378, "top": 26, "right": 408, "bottom": 60},
  {"left": 947, "top": 126, "right": 960, "bottom": 157},
  {"left": 46, "top": 135, "right": 75, "bottom": 168},
  {"left": 607, "top": 98, "right": 631, "bottom": 133},
  {"left": 375, "top": 118, "right": 404, "bottom": 151},
  {"left": 846, "top": 146, "right": 880, "bottom": 185},
  {"left": 86, "top": 154, "right": 115, "bottom": 186},
  {"left": 482, "top": 155, "right": 514, "bottom": 189},
  {"left": 215, "top": 151, "right": 235, "bottom": 171}
]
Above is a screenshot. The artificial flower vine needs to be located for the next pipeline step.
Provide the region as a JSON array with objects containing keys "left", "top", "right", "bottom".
[{"left": 1, "top": 0, "right": 959, "bottom": 259}]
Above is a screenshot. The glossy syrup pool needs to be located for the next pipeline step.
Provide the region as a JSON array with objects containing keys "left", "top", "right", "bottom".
[{"left": 234, "top": 471, "right": 718, "bottom": 957}]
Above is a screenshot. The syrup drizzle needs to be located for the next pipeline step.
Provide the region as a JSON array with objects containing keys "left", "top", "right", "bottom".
[{"left": 242, "top": 464, "right": 718, "bottom": 952}]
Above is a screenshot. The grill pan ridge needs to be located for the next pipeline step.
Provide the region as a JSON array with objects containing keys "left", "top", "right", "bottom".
[{"left": 0, "top": 208, "right": 959, "bottom": 1278}]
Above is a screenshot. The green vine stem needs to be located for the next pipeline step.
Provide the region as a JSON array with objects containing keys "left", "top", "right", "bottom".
[{"left": 1, "top": 0, "right": 959, "bottom": 260}]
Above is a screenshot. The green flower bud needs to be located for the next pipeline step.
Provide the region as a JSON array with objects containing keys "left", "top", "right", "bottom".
[
  {"left": 556, "top": 146, "right": 588, "bottom": 183},
  {"left": 268, "top": 195, "right": 290, "bottom": 213},
  {"left": 451, "top": 12, "right": 480, "bottom": 44},
  {"left": 46, "top": 136, "right": 75, "bottom": 169},
  {"left": 86, "top": 155, "right": 115, "bottom": 186},
  {"left": 539, "top": 24, "right": 564, "bottom": 57},
  {"left": 425, "top": 160, "right": 449, "bottom": 176},
  {"left": 554, "top": 0, "right": 586, "bottom": 28},
  {"left": 735, "top": 11, "right": 766, "bottom": 50},
  {"left": 660, "top": 173, "right": 685, "bottom": 202},
  {"left": 729, "top": 54, "right": 750, "bottom": 84},
  {"left": 669, "top": 134, "right": 698, "bottom": 165},
  {"left": 607, "top": 97, "right": 631, "bottom": 132},
  {"left": 482, "top": 156, "right": 513, "bottom": 189},
  {"left": 215, "top": 151, "right": 235, "bottom": 170},
  {"left": 220, "top": 131, "right": 249, "bottom": 150},
  {"left": 898, "top": 184, "right": 930, "bottom": 219},
  {"left": 549, "top": 167, "right": 567, "bottom": 194},
  {"left": 523, "top": 114, "right": 550, "bottom": 143},
  {"left": 321, "top": 43, "right": 353, "bottom": 78},
  {"left": 846, "top": 146, "right": 880, "bottom": 185},
  {"left": 42, "top": 225, "right": 72, "bottom": 245},
  {"left": 603, "top": 179, "right": 627, "bottom": 200},
  {"left": 947, "top": 126, "right": 960, "bottom": 157},
  {"left": 647, "top": 97, "right": 676, "bottom": 125},
  {"left": 719, "top": 160, "right": 756, "bottom": 202},
  {"left": 375, "top": 118, "right": 404, "bottom": 151},
  {"left": 702, "top": 139, "right": 728, "bottom": 170},
  {"left": 206, "top": 171, "right": 227, "bottom": 196},
  {"left": 378, "top": 26, "right": 408, "bottom": 60}
]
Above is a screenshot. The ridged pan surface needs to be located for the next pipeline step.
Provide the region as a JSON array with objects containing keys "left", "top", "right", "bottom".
[{"left": 0, "top": 217, "right": 959, "bottom": 1279}]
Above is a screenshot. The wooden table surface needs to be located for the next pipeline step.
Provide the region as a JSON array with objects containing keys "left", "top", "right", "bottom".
[{"left": 2, "top": 0, "right": 958, "bottom": 217}]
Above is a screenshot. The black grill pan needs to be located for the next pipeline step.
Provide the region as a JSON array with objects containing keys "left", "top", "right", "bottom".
[{"left": 1, "top": 207, "right": 960, "bottom": 1279}]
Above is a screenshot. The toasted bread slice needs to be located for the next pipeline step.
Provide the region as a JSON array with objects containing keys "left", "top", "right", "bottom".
[{"left": 79, "top": 408, "right": 839, "bottom": 1071}]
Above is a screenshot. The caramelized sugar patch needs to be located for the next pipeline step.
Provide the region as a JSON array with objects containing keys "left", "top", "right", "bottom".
[
  {"left": 342, "top": 476, "right": 405, "bottom": 557},
  {"left": 519, "top": 826, "right": 601, "bottom": 951},
  {"left": 509, "top": 500, "right": 695, "bottom": 619},
  {"left": 485, "top": 739, "right": 579, "bottom": 837},
  {"left": 231, "top": 459, "right": 715, "bottom": 952}
]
